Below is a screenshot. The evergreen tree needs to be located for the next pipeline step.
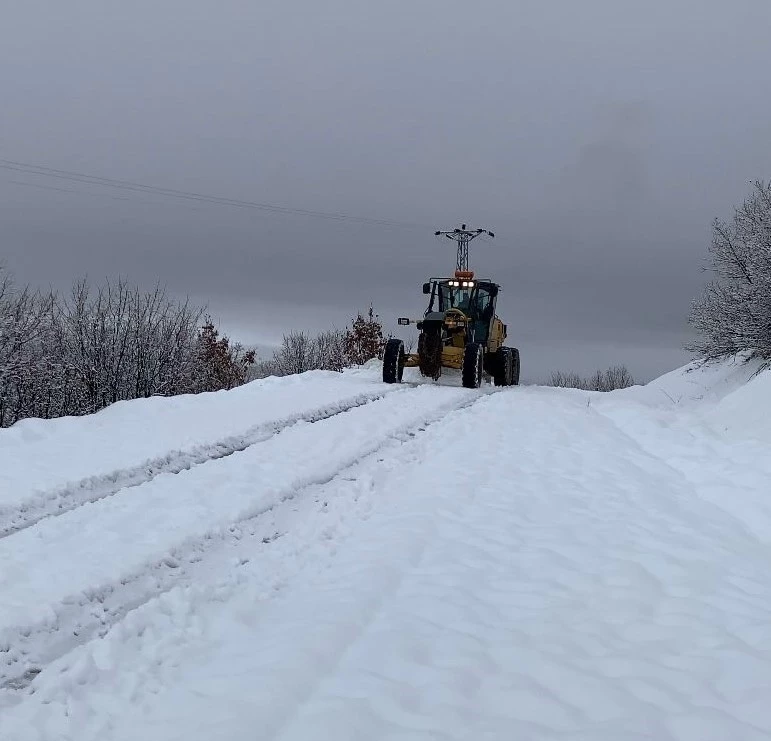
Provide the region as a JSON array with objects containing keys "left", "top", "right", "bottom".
[{"left": 343, "top": 305, "right": 385, "bottom": 366}]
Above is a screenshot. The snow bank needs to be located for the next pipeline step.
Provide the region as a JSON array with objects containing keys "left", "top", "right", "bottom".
[
  {"left": 594, "top": 356, "right": 771, "bottom": 545},
  {"left": 607, "top": 354, "right": 771, "bottom": 441},
  {"left": 0, "top": 370, "right": 385, "bottom": 508},
  {"left": 702, "top": 362, "right": 771, "bottom": 441},
  {"left": 611, "top": 352, "right": 765, "bottom": 408}
]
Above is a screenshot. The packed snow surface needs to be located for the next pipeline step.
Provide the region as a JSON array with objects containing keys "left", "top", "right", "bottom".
[{"left": 1, "top": 359, "right": 771, "bottom": 740}]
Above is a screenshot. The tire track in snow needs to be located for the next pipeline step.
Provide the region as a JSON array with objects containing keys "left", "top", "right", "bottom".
[
  {"left": 0, "top": 389, "right": 495, "bottom": 692},
  {"left": 0, "top": 391, "right": 392, "bottom": 539}
]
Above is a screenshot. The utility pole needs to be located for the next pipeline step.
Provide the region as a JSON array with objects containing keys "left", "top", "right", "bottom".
[{"left": 434, "top": 224, "right": 494, "bottom": 272}]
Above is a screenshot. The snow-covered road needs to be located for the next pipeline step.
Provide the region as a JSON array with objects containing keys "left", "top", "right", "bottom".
[{"left": 2, "top": 361, "right": 771, "bottom": 740}]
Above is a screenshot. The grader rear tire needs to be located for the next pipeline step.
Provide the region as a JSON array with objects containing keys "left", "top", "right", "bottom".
[
  {"left": 493, "top": 348, "right": 513, "bottom": 387},
  {"left": 510, "top": 347, "right": 520, "bottom": 386}
]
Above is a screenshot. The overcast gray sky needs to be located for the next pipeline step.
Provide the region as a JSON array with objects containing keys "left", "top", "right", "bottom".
[{"left": 3, "top": 0, "right": 771, "bottom": 381}]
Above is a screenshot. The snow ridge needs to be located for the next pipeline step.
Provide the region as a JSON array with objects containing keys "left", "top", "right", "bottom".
[{"left": 0, "top": 391, "right": 389, "bottom": 538}]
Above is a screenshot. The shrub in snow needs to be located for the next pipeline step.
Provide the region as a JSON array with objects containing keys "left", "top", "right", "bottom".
[
  {"left": 547, "top": 366, "right": 634, "bottom": 391},
  {"left": 257, "top": 306, "right": 385, "bottom": 378},
  {"left": 688, "top": 181, "right": 771, "bottom": 362},
  {"left": 266, "top": 329, "right": 347, "bottom": 376},
  {"left": 548, "top": 370, "right": 586, "bottom": 390},
  {"left": 315, "top": 329, "right": 347, "bottom": 372}
]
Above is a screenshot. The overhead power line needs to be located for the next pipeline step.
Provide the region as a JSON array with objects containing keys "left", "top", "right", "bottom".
[
  {"left": 5, "top": 178, "right": 207, "bottom": 209},
  {"left": 0, "top": 158, "right": 428, "bottom": 230}
]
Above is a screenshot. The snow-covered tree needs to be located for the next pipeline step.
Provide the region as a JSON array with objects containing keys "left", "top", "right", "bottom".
[
  {"left": 0, "top": 267, "right": 55, "bottom": 426},
  {"left": 314, "top": 329, "right": 347, "bottom": 372},
  {"left": 52, "top": 280, "right": 205, "bottom": 411},
  {"left": 0, "top": 269, "right": 255, "bottom": 427},
  {"left": 271, "top": 331, "right": 318, "bottom": 376},
  {"left": 267, "top": 328, "right": 348, "bottom": 376},
  {"left": 688, "top": 181, "right": 771, "bottom": 361}
]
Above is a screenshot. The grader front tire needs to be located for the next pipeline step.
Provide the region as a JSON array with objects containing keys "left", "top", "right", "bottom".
[
  {"left": 462, "top": 343, "right": 484, "bottom": 389},
  {"left": 383, "top": 338, "right": 405, "bottom": 384}
]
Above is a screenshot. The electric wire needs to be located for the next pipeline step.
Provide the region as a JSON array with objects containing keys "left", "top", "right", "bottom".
[
  {"left": 5, "top": 178, "right": 205, "bottom": 210},
  {"left": 0, "top": 158, "right": 429, "bottom": 230}
]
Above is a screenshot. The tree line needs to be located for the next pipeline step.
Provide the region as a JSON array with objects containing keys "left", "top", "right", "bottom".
[
  {"left": 546, "top": 366, "right": 634, "bottom": 391},
  {"left": 0, "top": 270, "right": 254, "bottom": 427},
  {"left": 0, "top": 268, "right": 386, "bottom": 428},
  {"left": 253, "top": 306, "right": 385, "bottom": 378}
]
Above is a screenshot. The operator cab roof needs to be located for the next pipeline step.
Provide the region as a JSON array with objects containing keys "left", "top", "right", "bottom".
[{"left": 428, "top": 277, "right": 501, "bottom": 288}]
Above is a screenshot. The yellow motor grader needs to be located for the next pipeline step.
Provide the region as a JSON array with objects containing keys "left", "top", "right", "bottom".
[{"left": 383, "top": 226, "right": 519, "bottom": 389}]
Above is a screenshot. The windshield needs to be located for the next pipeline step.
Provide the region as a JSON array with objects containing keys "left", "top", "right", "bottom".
[
  {"left": 437, "top": 284, "right": 472, "bottom": 313},
  {"left": 432, "top": 282, "right": 494, "bottom": 320}
]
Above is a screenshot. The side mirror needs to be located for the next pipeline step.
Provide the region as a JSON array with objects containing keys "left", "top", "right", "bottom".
[{"left": 422, "top": 282, "right": 431, "bottom": 295}]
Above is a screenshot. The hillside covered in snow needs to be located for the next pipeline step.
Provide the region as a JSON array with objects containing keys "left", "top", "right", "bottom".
[{"left": 1, "top": 358, "right": 770, "bottom": 741}]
